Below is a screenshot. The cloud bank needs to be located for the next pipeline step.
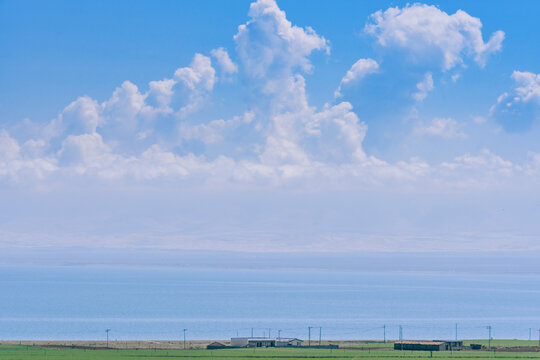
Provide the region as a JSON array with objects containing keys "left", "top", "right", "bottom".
[{"left": 0, "top": 0, "right": 536, "bottom": 193}]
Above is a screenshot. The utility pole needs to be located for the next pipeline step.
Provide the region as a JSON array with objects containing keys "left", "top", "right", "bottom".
[
  {"left": 538, "top": 329, "right": 540, "bottom": 346},
  {"left": 487, "top": 326, "right": 492, "bottom": 349},
  {"left": 251, "top": 328, "right": 254, "bottom": 338},
  {"left": 106, "top": 329, "right": 111, "bottom": 348},
  {"left": 399, "top": 325, "right": 403, "bottom": 351},
  {"left": 308, "top": 327, "right": 313, "bottom": 346},
  {"left": 529, "top": 328, "right": 532, "bottom": 341},
  {"left": 268, "top": 328, "right": 271, "bottom": 339},
  {"left": 278, "top": 329, "right": 282, "bottom": 339},
  {"left": 319, "top": 327, "right": 322, "bottom": 346},
  {"left": 455, "top": 323, "right": 458, "bottom": 341},
  {"left": 183, "top": 329, "right": 187, "bottom": 350},
  {"left": 383, "top": 325, "right": 386, "bottom": 343}
]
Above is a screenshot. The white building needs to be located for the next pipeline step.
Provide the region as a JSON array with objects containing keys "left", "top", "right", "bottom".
[
  {"left": 230, "top": 337, "right": 303, "bottom": 348},
  {"left": 276, "top": 338, "right": 303, "bottom": 347}
]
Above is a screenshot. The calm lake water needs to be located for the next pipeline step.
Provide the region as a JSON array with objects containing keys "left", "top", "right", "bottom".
[{"left": 1, "top": 266, "right": 540, "bottom": 340}]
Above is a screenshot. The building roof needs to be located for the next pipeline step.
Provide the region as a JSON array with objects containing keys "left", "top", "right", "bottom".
[
  {"left": 232, "top": 337, "right": 301, "bottom": 342},
  {"left": 247, "top": 339, "right": 275, "bottom": 342},
  {"left": 277, "top": 338, "right": 302, "bottom": 341},
  {"left": 395, "top": 341, "right": 445, "bottom": 345}
]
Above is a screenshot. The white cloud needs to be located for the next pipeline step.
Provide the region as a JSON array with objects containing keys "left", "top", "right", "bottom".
[
  {"left": 57, "top": 133, "right": 116, "bottom": 171},
  {"left": 365, "top": 4, "right": 504, "bottom": 70},
  {"left": 148, "top": 78, "right": 176, "bottom": 113},
  {"left": 174, "top": 53, "right": 217, "bottom": 117},
  {"left": 490, "top": 71, "right": 540, "bottom": 131},
  {"left": 0, "top": 130, "right": 57, "bottom": 181},
  {"left": 61, "top": 96, "right": 103, "bottom": 134},
  {"left": 472, "top": 115, "right": 487, "bottom": 124},
  {"left": 179, "top": 111, "right": 255, "bottom": 144},
  {"left": 234, "top": 0, "right": 329, "bottom": 79},
  {"left": 313, "top": 102, "right": 367, "bottom": 162},
  {"left": 451, "top": 73, "right": 462, "bottom": 83},
  {"left": 0, "top": 130, "right": 21, "bottom": 162},
  {"left": 211, "top": 47, "right": 238, "bottom": 74},
  {"left": 335, "top": 58, "right": 379, "bottom": 98},
  {"left": 0, "top": 0, "right": 536, "bottom": 195},
  {"left": 232, "top": 1, "right": 369, "bottom": 168},
  {"left": 441, "top": 149, "right": 514, "bottom": 175},
  {"left": 174, "top": 53, "right": 216, "bottom": 92},
  {"left": 102, "top": 81, "right": 152, "bottom": 129},
  {"left": 512, "top": 71, "right": 540, "bottom": 104},
  {"left": 259, "top": 135, "right": 311, "bottom": 167},
  {"left": 412, "top": 72, "right": 434, "bottom": 102},
  {"left": 414, "top": 118, "right": 466, "bottom": 139}
]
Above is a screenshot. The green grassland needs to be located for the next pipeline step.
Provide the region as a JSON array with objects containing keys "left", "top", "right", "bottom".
[{"left": 1, "top": 341, "right": 540, "bottom": 360}]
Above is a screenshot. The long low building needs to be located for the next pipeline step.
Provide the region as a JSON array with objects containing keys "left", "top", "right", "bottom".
[
  {"left": 394, "top": 340, "right": 463, "bottom": 351},
  {"left": 230, "top": 337, "right": 303, "bottom": 348}
]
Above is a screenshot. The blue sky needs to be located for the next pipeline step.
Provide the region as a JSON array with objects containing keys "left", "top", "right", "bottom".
[{"left": 1, "top": 0, "right": 540, "bottom": 259}]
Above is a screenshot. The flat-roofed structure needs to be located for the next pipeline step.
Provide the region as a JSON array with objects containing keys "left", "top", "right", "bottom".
[
  {"left": 230, "top": 337, "right": 303, "bottom": 348},
  {"left": 276, "top": 338, "right": 303, "bottom": 347},
  {"left": 231, "top": 337, "right": 265, "bottom": 347},
  {"left": 394, "top": 340, "right": 463, "bottom": 351}
]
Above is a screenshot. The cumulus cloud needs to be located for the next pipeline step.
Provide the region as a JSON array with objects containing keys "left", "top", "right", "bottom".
[
  {"left": 441, "top": 149, "right": 514, "bottom": 176},
  {"left": 335, "top": 58, "right": 379, "bottom": 98},
  {"left": 174, "top": 53, "right": 217, "bottom": 117},
  {"left": 211, "top": 47, "right": 238, "bottom": 74},
  {"left": 175, "top": 54, "right": 216, "bottom": 92},
  {"left": 102, "top": 81, "right": 153, "bottom": 129},
  {"left": 414, "top": 118, "right": 466, "bottom": 139},
  {"left": 232, "top": 0, "right": 368, "bottom": 168},
  {"left": 511, "top": 71, "right": 540, "bottom": 103},
  {"left": 0, "top": 130, "right": 57, "bottom": 181},
  {"left": 412, "top": 72, "right": 434, "bottom": 102},
  {"left": 490, "top": 71, "right": 540, "bottom": 131},
  {"left": 179, "top": 111, "right": 255, "bottom": 144},
  {"left": 313, "top": 102, "right": 367, "bottom": 162},
  {"left": 0, "top": 0, "right": 533, "bottom": 194},
  {"left": 341, "top": 5, "right": 503, "bottom": 109},
  {"left": 365, "top": 4, "right": 504, "bottom": 70},
  {"left": 148, "top": 78, "right": 176, "bottom": 113},
  {"left": 61, "top": 96, "right": 103, "bottom": 135},
  {"left": 234, "top": 0, "right": 329, "bottom": 79},
  {"left": 57, "top": 133, "right": 115, "bottom": 170}
]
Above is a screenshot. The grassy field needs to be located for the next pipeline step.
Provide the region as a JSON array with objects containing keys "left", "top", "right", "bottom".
[{"left": 2, "top": 340, "right": 540, "bottom": 360}]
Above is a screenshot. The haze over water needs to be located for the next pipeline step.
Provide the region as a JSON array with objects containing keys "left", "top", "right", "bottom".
[{"left": 2, "top": 266, "right": 539, "bottom": 341}]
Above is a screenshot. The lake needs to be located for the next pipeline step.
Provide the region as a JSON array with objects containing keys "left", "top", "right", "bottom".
[{"left": 1, "top": 266, "right": 540, "bottom": 340}]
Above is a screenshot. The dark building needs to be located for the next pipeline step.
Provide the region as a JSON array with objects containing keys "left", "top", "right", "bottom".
[{"left": 394, "top": 340, "right": 463, "bottom": 351}]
